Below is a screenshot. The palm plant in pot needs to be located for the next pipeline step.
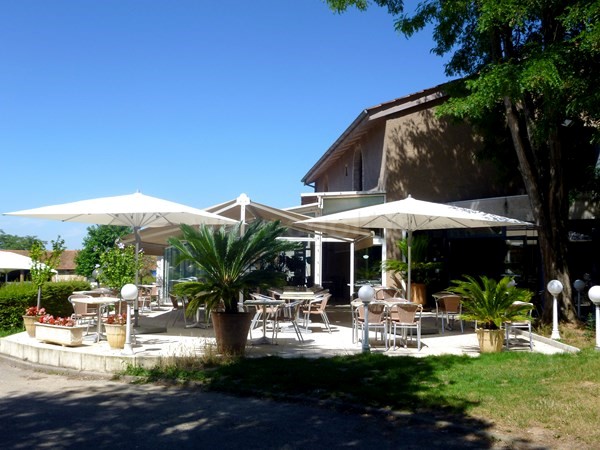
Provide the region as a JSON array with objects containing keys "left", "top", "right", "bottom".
[
  {"left": 448, "top": 275, "right": 533, "bottom": 353},
  {"left": 382, "top": 234, "right": 442, "bottom": 304},
  {"left": 168, "top": 220, "right": 299, "bottom": 356}
]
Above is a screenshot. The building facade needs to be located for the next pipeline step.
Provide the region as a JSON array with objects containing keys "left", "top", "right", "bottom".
[{"left": 300, "top": 85, "right": 540, "bottom": 302}]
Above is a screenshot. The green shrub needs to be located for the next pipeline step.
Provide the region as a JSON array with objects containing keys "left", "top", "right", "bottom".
[{"left": 0, "top": 280, "right": 91, "bottom": 330}]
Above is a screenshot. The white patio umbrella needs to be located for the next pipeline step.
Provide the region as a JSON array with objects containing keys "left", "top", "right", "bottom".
[
  {"left": 0, "top": 251, "right": 36, "bottom": 282},
  {"left": 5, "top": 192, "right": 238, "bottom": 323},
  {"left": 0, "top": 251, "right": 55, "bottom": 283},
  {"left": 297, "top": 195, "right": 532, "bottom": 302},
  {"left": 126, "top": 193, "right": 373, "bottom": 293},
  {"left": 128, "top": 193, "right": 373, "bottom": 246}
]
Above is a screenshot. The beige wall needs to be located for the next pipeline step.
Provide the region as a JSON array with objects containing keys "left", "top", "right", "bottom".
[
  {"left": 315, "top": 124, "right": 386, "bottom": 193},
  {"left": 309, "top": 97, "right": 526, "bottom": 293},
  {"left": 313, "top": 104, "right": 523, "bottom": 203},
  {"left": 382, "top": 106, "right": 517, "bottom": 202}
]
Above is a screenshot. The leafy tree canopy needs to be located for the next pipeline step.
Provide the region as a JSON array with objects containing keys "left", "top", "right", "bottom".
[
  {"left": 75, "top": 225, "right": 131, "bottom": 278},
  {"left": 0, "top": 230, "right": 41, "bottom": 250},
  {"left": 98, "top": 242, "right": 144, "bottom": 291},
  {"left": 327, "top": 0, "right": 600, "bottom": 322},
  {"left": 29, "top": 236, "right": 66, "bottom": 309}
]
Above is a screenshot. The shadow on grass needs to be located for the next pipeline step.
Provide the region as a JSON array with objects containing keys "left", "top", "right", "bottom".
[{"left": 187, "top": 353, "right": 530, "bottom": 448}]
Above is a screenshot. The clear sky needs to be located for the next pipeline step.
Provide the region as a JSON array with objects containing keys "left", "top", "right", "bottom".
[{"left": 0, "top": 1, "right": 450, "bottom": 249}]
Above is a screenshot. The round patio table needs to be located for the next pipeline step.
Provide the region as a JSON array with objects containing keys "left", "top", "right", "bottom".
[
  {"left": 70, "top": 295, "right": 120, "bottom": 342},
  {"left": 244, "top": 299, "right": 284, "bottom": 344}
]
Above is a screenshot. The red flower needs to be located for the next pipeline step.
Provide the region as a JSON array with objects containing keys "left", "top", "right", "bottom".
[
  {"left": 25, "top": 306, "right": 46, "bottom": 316},
  {"left": 106, "top": 313, "right": 127, "bottom": 325},
  {"left": 38, "top": 314, "right": 76, "bottom": 327}
]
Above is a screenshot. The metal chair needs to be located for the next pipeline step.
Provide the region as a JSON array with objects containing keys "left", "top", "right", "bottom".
[
  {"left": 272, "top": 300, "right": 304, "bottom": 343},
  {"left": 300, "top": 293, "right": 332, "bottom": 333},
  {"left": 439, "top": 295, "right": 463, "bottom": 334},
  {"left": 68, "top": 294, "right": 96, "bottom": 335},
  {"left": 375, "top": 287, "right": 403, "bottom": 301},
  {"left": 388, "top": 303, "right": 423, "bottom": 350},
  {"left": 248, "top": 293, "right": 279, "bottom": 338},
  {"left": 355, "top": 301, "right": 388, "bottom": 349},
  {"left": 505, "top": 301, "right": 534, "bottom": 350}
]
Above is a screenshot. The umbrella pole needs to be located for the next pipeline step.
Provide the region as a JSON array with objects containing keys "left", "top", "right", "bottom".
[
  {"left": 407, "top": 230, "right": 412, "bottom": 302},
  {"left": 134, "top": 227, "right": 140, "bottom": 327}
]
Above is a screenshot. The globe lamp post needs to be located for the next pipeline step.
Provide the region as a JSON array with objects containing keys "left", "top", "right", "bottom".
[
  {"left": 573, "top": 279, "right": 586, "bottom": 319},
  {"left": 92, "top": 268, "right": 101, "bottom": 289},
  {"left": 358, "top": 284, "right": 375, "bottom": 353},
  {"left": 588, "top": 286, "right": 600, "bottom": 351},
  {"left": 120, "top": 283, "right": 138, "bottom": 355},
  {"left": 547, "top": 280, "right": 563, "bottom": 340}
]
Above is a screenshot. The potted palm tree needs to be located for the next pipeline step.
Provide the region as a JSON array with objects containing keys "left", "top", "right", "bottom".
[
  {"left": 168, "top": 220, "right": 298, "bottom": 356},
  {"left": 448, "top": 275, "right": 533, "bottom": 353},
  {"left": 382, "top": 234, "right": 442, "bottom": 304}
]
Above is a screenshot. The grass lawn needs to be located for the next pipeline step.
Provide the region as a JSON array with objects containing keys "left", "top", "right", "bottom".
[{"left": 124, "top": 323, "right": 600, "bottom": 448}]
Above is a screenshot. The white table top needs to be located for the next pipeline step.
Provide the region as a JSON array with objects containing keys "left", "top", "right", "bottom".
[
  {"left": 70, "top": 296, "right": 120, "bottom": 305},
  {"left": 279, "top": 291, "right": 323, "bottom": 300},
  {"left": 244, "top": 299, "right": 284, "bottom": 306},
  {"left": 73, "top": 288, "right": 114, "bottom": 297}
]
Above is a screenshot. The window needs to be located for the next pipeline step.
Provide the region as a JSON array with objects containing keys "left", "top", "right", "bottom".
[{"left": 353, "top": 150, "right": 363, "bottom": 191}]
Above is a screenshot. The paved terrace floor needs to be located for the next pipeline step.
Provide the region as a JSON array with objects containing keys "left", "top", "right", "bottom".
[{"left": 0, "top": 304, "right": 574, "bottom": 374}]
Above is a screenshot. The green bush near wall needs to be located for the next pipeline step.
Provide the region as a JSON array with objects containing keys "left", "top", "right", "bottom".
[{"left": 0, "top": 280, "right": 91, "bottom": 330}]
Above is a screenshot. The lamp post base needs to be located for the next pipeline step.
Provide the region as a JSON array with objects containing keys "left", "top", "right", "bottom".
[
  {"left": 595, "top": 306, "right": 600, "bottom": 351},
  {"left": 550, "top": 296, "right": 561, "bottom": 340},
  {"left": 361, "top": 300, "right": 370, "bottom": 353},
  {"left": 122, "top": 302, "right": 134, "bottom": 355}
]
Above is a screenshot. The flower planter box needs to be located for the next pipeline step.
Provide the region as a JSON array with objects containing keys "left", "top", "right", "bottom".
[{"left": 35, "top": 323, "right": 86, "bottom": 347}]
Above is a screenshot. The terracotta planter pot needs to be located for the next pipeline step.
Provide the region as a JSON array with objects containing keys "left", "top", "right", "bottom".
[
  {"left": 476, "top": 328, "right": 505, "bottom": 353},
  {"left": 35, "top": 323, "right": 86, "bottom": 347},
  {"left": 22, "top": 315, "right": 40, "bottom": 338},
  {"left": 104, "top": 323, "right": 127, "bottom": 349},
  {"left": 211, "top": 311, "right": 253, "bottom": 356},
  {"left": 411, "top": 283, "right": 427, "bottom": 305}
]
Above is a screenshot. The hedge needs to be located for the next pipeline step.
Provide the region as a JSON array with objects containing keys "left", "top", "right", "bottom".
[{"left": 0, "top": 280, "right": 91, "bottom": 330}]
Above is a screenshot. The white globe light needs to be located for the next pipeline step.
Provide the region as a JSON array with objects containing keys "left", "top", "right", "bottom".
[
  {"left": 547, "top": 280, "right": 563, "bottom": 296},
  {"left": 574, "top": 279, "right": 586, "bottom": 292},
  {"left": 358, "top": 285, "right": 375, "bottom": 302},
  {"left": 589, "top": 286, "right": 600, "bottom": 306},
  {"left": 121, "top": 283, "right": 138, "bottom": 300}
]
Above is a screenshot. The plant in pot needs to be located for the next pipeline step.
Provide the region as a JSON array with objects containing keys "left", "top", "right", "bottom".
[
  {"left": 447, "top": 275, "right": 533, "bottom": 353},
  {"left": 104, "top": 313, "right": 128, "bottom": 349},
  {"left": 168, "top": 220, "right": 299, "bottom": 356},
  {"left": 382, "top": 234, "right": 442, "bottom": 305},
  {"left": 22, "top": 306, "right": 46, "bottom": 337}
]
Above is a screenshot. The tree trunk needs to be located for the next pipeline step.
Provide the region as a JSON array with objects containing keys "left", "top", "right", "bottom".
[
  {"left": 36, "top": 287, "right": 42, "bottom": 310},
  {"left": 503, "top": 97, "right": 577, "bottom": 323}
]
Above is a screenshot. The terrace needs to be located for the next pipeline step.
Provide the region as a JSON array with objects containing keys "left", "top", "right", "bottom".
[{"left": 0, "top": 301, "right": 572, "bottom": 374}]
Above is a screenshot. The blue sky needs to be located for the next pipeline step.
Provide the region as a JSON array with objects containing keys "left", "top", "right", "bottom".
[{"left": 0, "top": 1, "right": 450, "bottom": 249}]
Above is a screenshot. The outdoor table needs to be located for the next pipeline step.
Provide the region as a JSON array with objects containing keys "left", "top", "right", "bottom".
[
  {"left": 279, "top": 290, "right": 325, "bottom": 333},
  {"left": 432, "top": 291, "right": 453, "bottom": 325},
  {"left": 279, "top": 290, "right": 320, "bottom": 302},
  {"left": 73, "top": 288, "right": 114, "bottom": 297},
  {"left": 244, "top": 298, "right": 284, "bottom": 344},
  {"left": 70, "top": 295, "right": 120, "bottom": 343}
]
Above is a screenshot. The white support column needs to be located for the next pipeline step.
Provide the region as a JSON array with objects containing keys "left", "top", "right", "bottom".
[
  {"left": 381, "top": 230, "right": 387, "bottom": 286},
  {"left": 314, "top": 233, "right": 322, "bottom": 286},
  {"left": 349, "top": 242, "right": 355, "bottom": 301}
]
